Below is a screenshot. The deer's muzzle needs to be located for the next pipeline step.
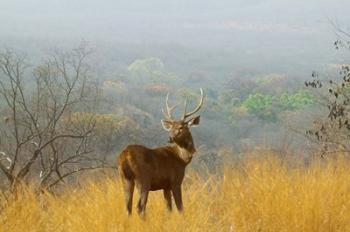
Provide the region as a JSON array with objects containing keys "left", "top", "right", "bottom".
[{"left": 168, "top": 137, "right": 175, "bottom": 143}]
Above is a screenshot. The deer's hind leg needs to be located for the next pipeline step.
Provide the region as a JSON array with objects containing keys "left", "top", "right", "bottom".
[
  {"left": 136, "top": 181, "right": 150, "bottom": 216},
  {"left": 122, "top": 179, "right": 135, "bottom": 215},
  {"left": 163, "top": 189, "right": 172, "bottom": 211}
]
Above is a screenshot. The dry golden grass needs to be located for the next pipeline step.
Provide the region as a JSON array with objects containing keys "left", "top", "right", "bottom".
[{"left": 2, "top": 154, "right": 350, "bottom": 232}]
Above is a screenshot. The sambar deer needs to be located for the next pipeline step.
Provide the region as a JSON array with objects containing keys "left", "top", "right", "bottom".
[{"left": 117, "top": 88, "right": 204, "bottom": 215}]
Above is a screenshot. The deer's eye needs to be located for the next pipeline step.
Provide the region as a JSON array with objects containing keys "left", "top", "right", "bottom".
[{"left": 175, "top": 129, "right": 182, "bottom": 135}]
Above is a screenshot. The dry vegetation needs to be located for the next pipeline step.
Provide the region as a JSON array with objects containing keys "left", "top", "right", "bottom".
[{"left": 1, "top": 153, "right": 350, "bottom": 232}]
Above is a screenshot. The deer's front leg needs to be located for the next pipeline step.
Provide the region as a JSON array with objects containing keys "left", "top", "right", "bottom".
[{"left": 172, "top": 186, "right": 183, "bottom": 212}]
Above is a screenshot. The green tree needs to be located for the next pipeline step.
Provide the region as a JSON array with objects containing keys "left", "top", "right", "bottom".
[
  {"left": 242, "top": 93, "right": 277, "bottom": 122},
  {"left": 128, "top": 57, "right": 166, "bottom": 83},
  {"left": 279, "top": 91, "right": 314, "bottom": 111},
  {"left": 240, "top": 91, "right": 313, "bottom": 123}
]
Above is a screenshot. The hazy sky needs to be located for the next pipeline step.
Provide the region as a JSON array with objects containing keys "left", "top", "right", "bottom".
[{"left": 1, "top": 0, "right": 349, "bottom": 44}]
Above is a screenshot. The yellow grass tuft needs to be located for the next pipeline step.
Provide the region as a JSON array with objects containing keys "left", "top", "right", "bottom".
[{"left": 1, "top": 155, "right": 350, "bottom": 231}]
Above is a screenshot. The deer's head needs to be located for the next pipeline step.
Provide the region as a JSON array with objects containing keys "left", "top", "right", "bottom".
[{"left": 161, "top": 89, "right": 204, "bottom": 153}]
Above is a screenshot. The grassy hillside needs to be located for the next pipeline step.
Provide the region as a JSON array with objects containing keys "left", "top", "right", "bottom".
[{"left": 1, "top": 154, "right": 350, "bottom": 231}]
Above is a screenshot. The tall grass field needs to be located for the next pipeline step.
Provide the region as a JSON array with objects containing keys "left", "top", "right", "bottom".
[{"left": 1, "top": 154, "right": 350, "bottom": 232}]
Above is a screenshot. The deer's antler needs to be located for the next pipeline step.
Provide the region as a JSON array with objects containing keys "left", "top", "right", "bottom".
[
  {"left": 182, "top": 88, "right": 204, "bottom": 121},
  {"left": 162, "top": 93, "right": 179, "bottom": 121}
]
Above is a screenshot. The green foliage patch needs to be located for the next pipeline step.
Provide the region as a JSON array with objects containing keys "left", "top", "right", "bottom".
[{"left": 240, "top": 91, "right": 314, "bottom": 122}]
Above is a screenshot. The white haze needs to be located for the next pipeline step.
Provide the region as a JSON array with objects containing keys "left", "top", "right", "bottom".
[
  {"left": 1, "top": 0, "right": 349, "bottom": 44},
  {"left": 0, "top": 1, "right": 349, "bottom": 77}
]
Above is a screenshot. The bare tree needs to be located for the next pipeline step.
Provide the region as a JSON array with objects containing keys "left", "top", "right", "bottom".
[
  {"left": 0, "top": 44, "right": 108, "bottom": 192},
  {"left": 305, "top": 26, "right": 350, "bottom": 156}
]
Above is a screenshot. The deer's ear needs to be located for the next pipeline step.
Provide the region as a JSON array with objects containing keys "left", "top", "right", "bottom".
[
  {"left": 187, "top": 116, "right": 200, "bottom": 127},
  {"left": 161, "top": 120, "right": 173, "bottom": 131}
]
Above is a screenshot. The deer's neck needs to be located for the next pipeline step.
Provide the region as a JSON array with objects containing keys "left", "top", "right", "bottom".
[{"left": 173, "top": 138, "right": 196, "bottom": 165}]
